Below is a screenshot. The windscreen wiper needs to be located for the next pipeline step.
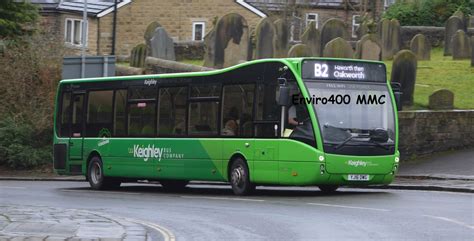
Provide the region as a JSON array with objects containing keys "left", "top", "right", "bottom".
[
  {"left": 334, "top": 133, "right": 369, "bottom": 150},
  {"left": 368, "top": 140, "right": 391, "bottom": 150}
]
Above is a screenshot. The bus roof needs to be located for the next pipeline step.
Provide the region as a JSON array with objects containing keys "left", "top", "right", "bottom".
[{"left": 59, "top": 57, "right": 386, "bottom": 84}]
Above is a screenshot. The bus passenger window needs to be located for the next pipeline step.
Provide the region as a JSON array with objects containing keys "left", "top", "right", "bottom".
[
  {"left": 128, "top": 102, "right": 156, "bottom": 136},
  {"left": 86, "top": 90, "right": 113, "bottom": 137},
  {"left": 221, "top": 84, "right": 255, "bottom": 137},
  {"left": 188, "top": 102, "right": 218, "bottom": 136},
  {"left": 158, "top": 87, "right": 187, "bottom": 136}
]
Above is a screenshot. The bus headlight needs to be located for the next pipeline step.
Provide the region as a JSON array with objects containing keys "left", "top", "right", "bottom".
[
  {"left": 320, "top": 164, "right": 325, "bottom": 174},
  {"left": 319, "top": 156, "right": 325, "bottom": 162},
  {"left": 395, "top": 157, "right": 399, "bottom": 163}
]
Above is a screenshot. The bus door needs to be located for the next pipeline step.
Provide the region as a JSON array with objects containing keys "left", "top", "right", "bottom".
[
  {"left": 69, "top": 92, "right": 85, "bottom": 161},
  {"left": 252, "top": 83, "right": 281, "bottom": 183}
]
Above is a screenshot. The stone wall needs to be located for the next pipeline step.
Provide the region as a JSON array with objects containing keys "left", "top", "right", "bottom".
[
  {"left": 398, "top": 110, "right": 474, "bottom": 160},
  {"left": 401, "top": 26, "right": 474, "bottom": 48},
  {"left": 145, "top": 56, "right": 213, "bottom": 74},
  {"left": 175, "top": 41, "right": 205, "bottom": 60}
]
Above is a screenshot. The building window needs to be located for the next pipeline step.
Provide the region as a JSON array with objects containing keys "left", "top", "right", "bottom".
[
  {"left": 192, "top": 22, "right": 205, "bottom": 41},
  {"left": 65, "top": 18, "right": 87, "bottom": 46},
  {"left": 352, "top": 15, "right": 361, "bottom": 38},
  {"left": 306, "top": 13, "right": 319, "bottom": 29}
]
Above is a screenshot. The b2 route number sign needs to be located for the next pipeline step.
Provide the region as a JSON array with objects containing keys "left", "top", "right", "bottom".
[{"left": 301, "top": 60, "right": 386, "bottom": 83}]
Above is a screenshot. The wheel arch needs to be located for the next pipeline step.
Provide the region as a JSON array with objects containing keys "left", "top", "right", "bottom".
[
  {"left": 84, "top": 150, "right": 102, "bottom": 179},
  {"left": 226, "top": 152, "right": 250, "bottom": 182}
]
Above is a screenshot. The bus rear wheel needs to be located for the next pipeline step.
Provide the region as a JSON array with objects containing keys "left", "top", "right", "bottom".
[
  {"left": 230, "top": 158, "right": 255, "bottom": 195},
  {"left": 318, "top": 185, "right": 339, "bottom": 193},
  {"left": 87, "top": 156, "right": 121, "bottom": 190},
  {"left": 160, "top": 180, "right": 189, "bottom": 192}
]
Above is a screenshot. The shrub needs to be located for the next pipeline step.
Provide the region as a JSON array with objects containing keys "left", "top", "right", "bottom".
[
  {"left": 384, "top": 0, "right": 473, "bottom": 26},
  {"left": 0, "top": 117, "right": 52, "bottom": 169}
]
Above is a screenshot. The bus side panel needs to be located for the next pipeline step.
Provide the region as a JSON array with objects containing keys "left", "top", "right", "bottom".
[
  {"left": 277, "top": 139, "right": 327, "bottom": 185},
  {"left": 183, "top": 139, "right": 224, "bottom": 181},
  {"left": 252, "top": 139, "right": 279, "bottom": 184},
  {"left": 103, "top": 138, "right": 158, "bottom": 179}
]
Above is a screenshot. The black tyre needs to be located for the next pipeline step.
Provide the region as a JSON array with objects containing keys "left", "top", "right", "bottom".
[
  {"left": 87, "top": 156, "right": 120, "bottom": 190},
  {"left": 160, "top": 180, "right": 189, "bottom": 192},
  {"left": 318, "top": 185, "right": 339, "bottom": 193},
  {"left": 229, "top": 158, "right": 255, "bottom": 195}
]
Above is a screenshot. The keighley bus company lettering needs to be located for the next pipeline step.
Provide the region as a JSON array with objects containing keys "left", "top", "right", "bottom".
[{"left": 130, "top": 145, "right": 184, "bottom": 162}]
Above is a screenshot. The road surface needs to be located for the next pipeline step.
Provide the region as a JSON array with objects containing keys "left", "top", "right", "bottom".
[{"left": 1, "top": 181, "right": 473, "bottom": 240}]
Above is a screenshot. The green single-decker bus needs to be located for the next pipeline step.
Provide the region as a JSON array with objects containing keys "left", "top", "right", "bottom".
[{"left": 53, "top": 58, "right": 401, "bottom": 195}]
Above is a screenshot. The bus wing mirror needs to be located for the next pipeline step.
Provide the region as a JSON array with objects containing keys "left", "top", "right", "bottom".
[
  {"left": 390, "top": 82, "right": 403, "bottom": 111},
  {"left": 277, "top": 86, "right": 290, "bottom": 106}
]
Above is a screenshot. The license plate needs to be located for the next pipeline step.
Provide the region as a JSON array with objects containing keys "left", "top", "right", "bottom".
[{"left": 348, "top": 174, "right": 370, "bottom": 181}]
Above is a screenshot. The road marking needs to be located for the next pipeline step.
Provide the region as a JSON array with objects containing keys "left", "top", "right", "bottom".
[
  {"left": 180, "top": 195, "right": 265, "bottom": 202},
  {"left": 423, "top": 215, "right": 474, "bottom": 230},
  {"left": 307, "top": 202, "right": 390, "bottom": 212},
  {"left": 126, "top": 217, "right": 176, "bottom": 241},
  {"left": 79, "top": 209, "right": 175, "bottom": 241},
  {"left": 59, "top": 189, "right": 141, "bottom": 195},
  {"left": 0, "top": 186, "right": 26, "bottom": 189}
]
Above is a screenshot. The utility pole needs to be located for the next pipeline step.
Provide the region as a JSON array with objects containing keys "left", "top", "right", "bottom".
[
  {"left": 81, "top": 0, "right": 88, "bottom": 78},
  {"left": 112, "top": 0, "right": 118, "bottom": 55}
]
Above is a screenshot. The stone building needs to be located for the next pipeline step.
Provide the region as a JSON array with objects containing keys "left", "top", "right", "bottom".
[
  {"left": 32, "top": 0, "right": 394, "bottom": 56},
  {"left": 33, "top": 0, "right": 264, "bottom": 56}
]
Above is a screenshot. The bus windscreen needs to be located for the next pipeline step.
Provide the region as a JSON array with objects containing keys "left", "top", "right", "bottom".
[{"left": 301, "top": 60, "right": 386, "bottom": 83}]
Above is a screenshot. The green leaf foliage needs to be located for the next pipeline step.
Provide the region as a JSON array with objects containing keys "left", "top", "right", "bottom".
[
  {"left": 0, "top": 116, "right": 52, "bottom": 169},
  {"left": 384, "top": 0, "right": 473, "bottom": 26},
  {"left": 0, "top": 0, "right": 39, "bottom": 38}
]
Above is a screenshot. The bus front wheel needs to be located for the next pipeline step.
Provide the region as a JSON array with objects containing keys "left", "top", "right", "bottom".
[
  {"left": 230, "top": 158, "right": 255, "bottom": 195},
  {"left": 87, "top": 156, "right": 121, "bottom": 190},
  {"left": 318, "top": 185, "right": 339, "bottom": 193}
]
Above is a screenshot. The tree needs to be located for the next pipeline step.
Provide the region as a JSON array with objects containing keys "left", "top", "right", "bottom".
[{"left": 0, "top": 0, "right": 39, "bottom": 38}]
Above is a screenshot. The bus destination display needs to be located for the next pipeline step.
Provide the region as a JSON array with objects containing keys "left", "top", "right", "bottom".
[{"left": 301, "top": 60, "right": 386, "bottom": 83}]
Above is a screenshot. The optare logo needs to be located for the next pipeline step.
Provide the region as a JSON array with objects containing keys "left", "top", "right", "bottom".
[
  {"left": 144, "top": 79, "right": 157, "bottom": 86},
  {"left": 347, "top": 160, "right": 367, "bottom": 167}
]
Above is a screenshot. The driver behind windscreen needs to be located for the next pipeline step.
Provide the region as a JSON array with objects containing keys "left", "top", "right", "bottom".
[{"left": 287, "top": 92, "right": 309, "bottom": 129}]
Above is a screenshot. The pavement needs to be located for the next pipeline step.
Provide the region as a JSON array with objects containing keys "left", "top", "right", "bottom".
[
  {"left": 393, "top": 148, "right": 474, "bottom": 193},
  {"left": 0, "top": 206, "right": 155, "bottom": 241}
]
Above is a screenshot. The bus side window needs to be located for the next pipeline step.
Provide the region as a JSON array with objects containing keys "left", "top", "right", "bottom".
[
  {"left": 158, "top": 86, "right": 187, "bottom": 136},
  {"left": 114, "top": 90, "right": 127, "bottom": 136},
  {"left": 86, "top": 90, "right": 113, "bottom": 137},
  {"left": 58, "top": 92, "right": 71, "bottom": 137},
  {"left": 127, "top": 86, "right": 157, "bottom": 137},
  {"left": 221, "top": 84, "right": 255, "bottom": 137},
  {"left": 188, "top": 84, "right": 221, "bottom": 136}
]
